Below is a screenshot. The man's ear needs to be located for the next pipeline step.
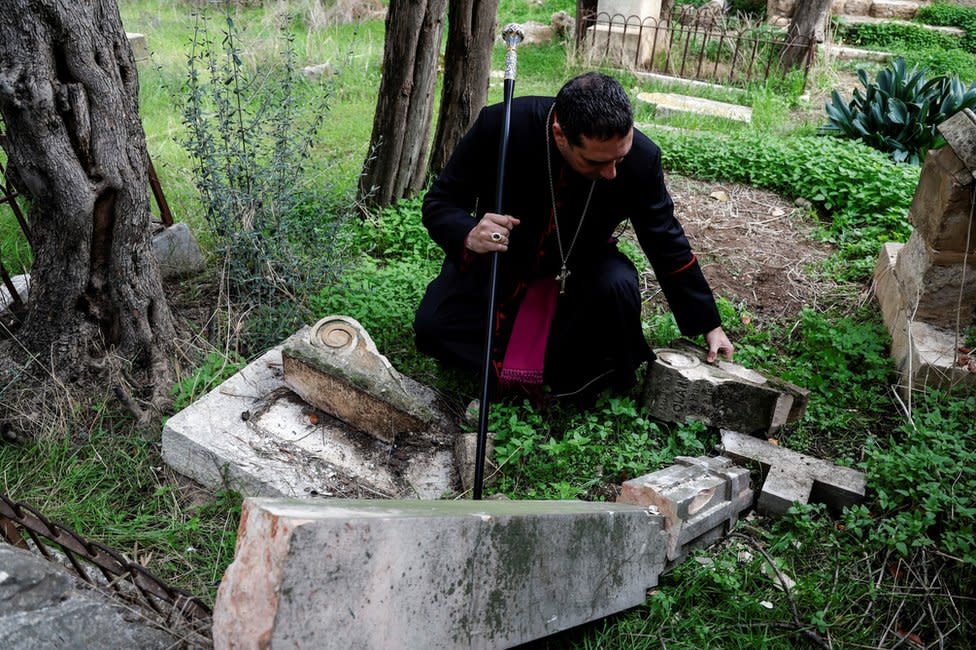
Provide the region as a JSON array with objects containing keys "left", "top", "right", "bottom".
[{"left": 552, "top": 118, "right": 567, "bottom": 148}]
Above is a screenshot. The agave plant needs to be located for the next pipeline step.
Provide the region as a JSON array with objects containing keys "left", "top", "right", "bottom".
[{"left": 820, "top": 58, "right": 976, "bottom": 164}]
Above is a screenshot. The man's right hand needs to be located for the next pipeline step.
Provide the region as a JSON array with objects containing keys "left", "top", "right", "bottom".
[{"left": 464, "top": 212, "right": 521, "bottom": 254}]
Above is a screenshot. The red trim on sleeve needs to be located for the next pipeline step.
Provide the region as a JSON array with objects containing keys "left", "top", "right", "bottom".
[{"left": 668, "top": 254, "right": 697, "bottom": 276}]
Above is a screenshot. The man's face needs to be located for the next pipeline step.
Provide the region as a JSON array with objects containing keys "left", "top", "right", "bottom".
[{"left": 553, "top": 120, "right": 633, "bottom": 181}]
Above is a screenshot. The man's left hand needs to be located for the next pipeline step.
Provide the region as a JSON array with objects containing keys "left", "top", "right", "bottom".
[{"left": 704, "top": 327, "right": 734, "bottom": 363}]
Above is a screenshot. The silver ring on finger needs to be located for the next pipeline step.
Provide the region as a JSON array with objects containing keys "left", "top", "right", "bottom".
[{"left": 490, "top": 231, "right": 503, "bottom": 242}]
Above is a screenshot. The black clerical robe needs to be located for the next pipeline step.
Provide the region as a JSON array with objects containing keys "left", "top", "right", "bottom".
[{"left": 414, "top": 96, "right": 720, "bottom": 396}]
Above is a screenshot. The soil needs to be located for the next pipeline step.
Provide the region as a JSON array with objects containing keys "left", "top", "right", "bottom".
[{"left": 633, "top": 172, "right": 841, "bottom": 324}]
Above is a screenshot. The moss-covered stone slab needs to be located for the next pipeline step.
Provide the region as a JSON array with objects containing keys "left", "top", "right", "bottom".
[{"left": 213, "top": 498, "right": 668, "bottom": 649}]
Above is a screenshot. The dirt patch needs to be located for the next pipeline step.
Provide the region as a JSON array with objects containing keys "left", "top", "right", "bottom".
[{"left": 635, "top": 173, "right": 840, "bottom": 324}]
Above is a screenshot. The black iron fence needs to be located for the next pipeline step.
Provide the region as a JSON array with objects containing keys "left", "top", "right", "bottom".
[{"left": 578, "top": 7, "right": 816, "bottom": 89}]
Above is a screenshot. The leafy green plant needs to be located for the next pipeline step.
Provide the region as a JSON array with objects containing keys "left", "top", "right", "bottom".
[
  {"left": 820, "top": 58, "right": 976, "bottom": 164},
  {"left": 839, "top": 20, "right": 962, "bottom": 52},
  {"left": 852, "top": 392, "right": 976, "bottom": 563},
  {"left": 916, "top": 1, "right": 976, "bottom": 53},
  {"left": 180, "top": 10, "right": 349, "bottom": 352},
  {"left": 489, "top": 397, "right": 715, "bottom": 500}
]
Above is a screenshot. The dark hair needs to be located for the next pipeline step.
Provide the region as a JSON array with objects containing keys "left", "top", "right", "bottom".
[{"left": 553, "top": 72, "right": 633, "bottom": 147}]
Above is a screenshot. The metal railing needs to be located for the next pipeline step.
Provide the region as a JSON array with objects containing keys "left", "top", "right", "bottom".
[
  {"left": 1, "top": 492, "right": 212, "bottom": 627},
  {"left": 579, "top": 7, "right": 816, "bottom": 89}
]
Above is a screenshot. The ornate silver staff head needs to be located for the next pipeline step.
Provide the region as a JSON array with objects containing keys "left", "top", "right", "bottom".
[{"left": 502, "top": 23, "right": 524, "bottom": 82}]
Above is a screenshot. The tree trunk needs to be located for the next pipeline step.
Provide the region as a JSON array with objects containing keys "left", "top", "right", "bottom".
[
  {"left": 782, "top": 0, "right": 831, "bottom": 69},
  {"left": 0, "top": 0, "right": 176, "bottom": 411},
  {"left": 358, "top": 0, "right": 449, "bottom": 209},
  {"left": 428, "top": 0, "right": 498, "bottom": 177},
  {"left": 576, "top": 0, "right": 599, "bottom": 48}
]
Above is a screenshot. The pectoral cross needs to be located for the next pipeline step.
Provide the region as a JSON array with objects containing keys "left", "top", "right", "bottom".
[{"left": 557, "top": 264, "right": 571, "bottom": 295}]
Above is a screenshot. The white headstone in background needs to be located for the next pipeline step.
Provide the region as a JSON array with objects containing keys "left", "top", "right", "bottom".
[{"left": 597, "top": 0, "right": 661, "bottom": 19}]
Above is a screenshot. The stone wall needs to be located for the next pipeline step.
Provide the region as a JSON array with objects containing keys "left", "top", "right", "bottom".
[{"left": 767, "top": 0, "right": 928, "bottom": 27}]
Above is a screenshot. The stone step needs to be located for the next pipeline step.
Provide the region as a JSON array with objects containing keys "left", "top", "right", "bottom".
[
  {"left": 820, "top": 43, "right": 893, "bottom": 62},
  {"left": 213, "top": 498, "right": 671, "bottom": 649},
  {"left": 838, "top": 14, "right": 966, "bottom": 38},
  {"left": 636, "top": 92, "right": 751, "bottom": 123}
]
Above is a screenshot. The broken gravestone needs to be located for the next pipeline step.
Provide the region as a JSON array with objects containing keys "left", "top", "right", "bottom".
[
  {"left": 874, "top": 108, "right": 976, "bottom": 395},
  {"left": 641, "top": 342, "right": 808, "bottom": 435},
  {"left": 618, "top": 455, "right": 752, "bottom": 569},
  {"left": 720, "top": 430, "right": 866, "bottom": 516},
  {"left": 212, "top": 498, "right": 669, "bottom": 649},
  {"left": 282, "top": 315, "right": 436, "bottom": 444},
  {"left": 162, "top": 321, "right": 458, "bottom": 500}
]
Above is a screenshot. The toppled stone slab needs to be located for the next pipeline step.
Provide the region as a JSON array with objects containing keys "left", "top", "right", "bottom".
[
  {"left": 636, "top": 92, "right": 752, "bottom": 123},
  {"left": 618, "top": 455, "right": 752, "bottom": 568},
  {"left": 162, "top": 331, "right": 458, "bottom": 500},
  {"left": 875, "top": 242, "right": 976, "bottom": 395},
  {"left": 282, "top": 316, "right": 436, "bottom": 443},
  {"left": 152, "top": 223, "right": 205, "bottom": 279},
  {"left": 0, "top": 544, "right": 180, "bottom": 650},
  {"left": 641, "top": 344, "right": 808, "bottom": 435},
  {"left": 720, "top": 430, "right": 866, "bottom": 516},
  {"left": 213, "top": 498, "right": 668, "bottom": 649}
]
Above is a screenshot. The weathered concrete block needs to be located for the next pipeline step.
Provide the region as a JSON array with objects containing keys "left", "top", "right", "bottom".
[
  {"left": 908, "top": 144, "right": 976, "bottom": 255},
  {"left": 636, "top": 92, "right": 752, "bottom": 123},
  {"left": 844, "top": 0, "right": 872, "bottom": 15},
  {"left": 213, "top": 498, "right": 669, "bottom": 649},
  {"left": 641, "top": 345, "right": 807, "bottom": 434},
  {"left": 894, "top": 231, "right": 976, "bottom": 329},
  {"left": 869, "top": 0, "right": 920, "bottom": 19},
  {"left": 151, "top": 223, "right": 205, "bottom": 279},
  {"left": 126, "top": 32, "right": 148, "bottom": 61},
  {"left": 0, "top": 545, "right": 179, "bottom": 650},
  {"left": 618, "top": 455, "right": 752, "bottom": 567},
  {"left": 162, "top": 332, "right": 457, "bottom": 500},
  {"left": 938, "top": 108, "right": 976, "bottom": 179},
  {"left": 720, "top": 430, "right": 866, "bottom": 515},
  {"left": 874, "top": 243, "right": 976, "bottom": 395},
  {"left": 282, "top": 316, "right": 436, "bottom": 443}
]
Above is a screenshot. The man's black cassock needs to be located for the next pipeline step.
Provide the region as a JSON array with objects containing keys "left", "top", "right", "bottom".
[{"left": 414, "top": 96, "right": 720, "bottom": 396}]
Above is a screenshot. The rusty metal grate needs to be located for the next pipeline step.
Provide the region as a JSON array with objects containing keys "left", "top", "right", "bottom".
[
  {"left": 578, "top": 7, "right": 815, "bottom": 89},
  {"left": 0, "top": 492, "right": 212, "bottom": 626}
]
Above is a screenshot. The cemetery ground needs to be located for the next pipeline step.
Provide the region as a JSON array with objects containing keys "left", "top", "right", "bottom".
[{"left": 2, "top": 1, "right": 975, "bottom": 647}]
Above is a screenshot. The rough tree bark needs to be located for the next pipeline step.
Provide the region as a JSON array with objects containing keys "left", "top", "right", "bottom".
[
  {"left": 358, "top": 0, "right": 449, "bottom": 209},
  {"left": 782, "top": 0, "right": 831, "bottom": 69},
  {"left": 427, "top": 0, "right": 499, "bottom": 176},
  {"left": 0, "top": 0, "right": 176, "bottom": 412}
]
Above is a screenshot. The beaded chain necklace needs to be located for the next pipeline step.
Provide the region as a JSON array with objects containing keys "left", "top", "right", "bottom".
[{"left": 546, "top": 103, "right": 596, "bottom": 295}]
